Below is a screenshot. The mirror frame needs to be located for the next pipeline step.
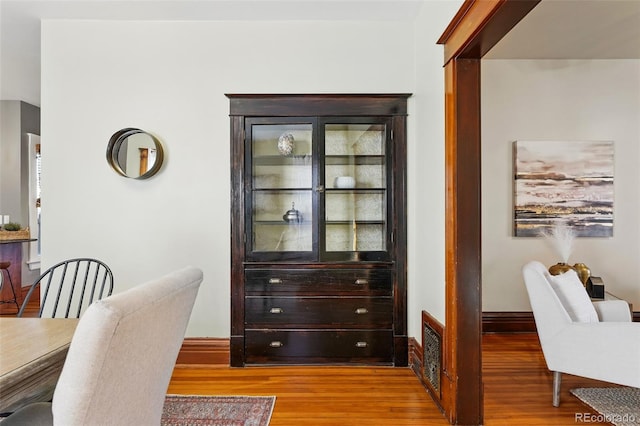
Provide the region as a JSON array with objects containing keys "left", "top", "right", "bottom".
[{"left": 106, "top": 128, "right": 165, "bottom": 179}]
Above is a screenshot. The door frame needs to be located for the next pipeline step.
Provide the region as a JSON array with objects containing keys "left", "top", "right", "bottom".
[{"left": 436, "top": 1, "right": 540, "bottom": 424}]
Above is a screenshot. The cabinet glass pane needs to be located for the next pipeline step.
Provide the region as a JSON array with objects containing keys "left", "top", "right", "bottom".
[
  {"left": 326, "top": 223, "right": 385, "bottom": 251},
  {"left": 252, "top": 124, "right": 312, "bottom": 189},
  {"left": 324, "top": 124, "right": 386, "bottom": 253},
  {"left": 250, "top": 123, "right": 313, "bottom": 254},
  {"left": 252, "top": 190, "right": 312, "bottom": 252}
]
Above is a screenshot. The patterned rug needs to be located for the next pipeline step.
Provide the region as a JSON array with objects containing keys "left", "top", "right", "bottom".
[
  {"left": 571, "top": 387, "right": 640, "bottom": 426},
  {"left": 161, "top": 395, "right": 275, "bottom": 426}
]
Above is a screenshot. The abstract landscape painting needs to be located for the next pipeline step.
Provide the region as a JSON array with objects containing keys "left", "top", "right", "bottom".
[{"left": 513, "top": 140, "right": 614, "bottom": 237}]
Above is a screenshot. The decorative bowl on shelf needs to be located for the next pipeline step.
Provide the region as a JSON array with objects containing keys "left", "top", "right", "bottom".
[
  {"left": 277, "top": 133, "right": 295, "bottom": 156},
  {"left": 333, "top": 176, "right": 356, "bottom": 189}
]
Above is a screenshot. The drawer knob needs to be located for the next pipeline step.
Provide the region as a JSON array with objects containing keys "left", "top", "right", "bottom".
[
  {"left": 268, "top": 278, "right": 282, "bottom": 284},
  {"left": 355, "top": 279, "right": 368, "bottom": 285},
  {"left": 269, "top": 341, "right": 283, "bottom": 348},
  {"left": 355, "top": 308, "right": 368, "bottom": 315},
  {"left": 355, "top": 341, "right": 368, "bottom": 348},
  {"left": 269, "top": 307, "right": 283, "bottom": 314}
]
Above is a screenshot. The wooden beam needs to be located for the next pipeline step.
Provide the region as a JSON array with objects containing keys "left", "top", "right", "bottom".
[{"left": 438, "top": 0, "right": 540, "bottom": 64}]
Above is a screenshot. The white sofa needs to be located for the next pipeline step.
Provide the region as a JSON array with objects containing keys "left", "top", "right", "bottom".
[
  {"left": 522, "top": 260, "right": 640, "bottom": 406},
  {"left": 3, "top": 266, "right": 203, "bottom": 425}
]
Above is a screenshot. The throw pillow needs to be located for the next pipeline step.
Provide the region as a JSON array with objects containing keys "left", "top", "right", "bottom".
[{"left": 549, "top": 269, "right": 599, "bottom": 323}]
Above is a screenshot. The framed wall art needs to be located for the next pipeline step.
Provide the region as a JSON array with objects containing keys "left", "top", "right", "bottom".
[{"left": 513, "top": 140, "right": 614, "bottom": 237}]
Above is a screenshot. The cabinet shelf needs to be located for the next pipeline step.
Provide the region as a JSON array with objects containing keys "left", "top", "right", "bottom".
[
  {"left": 253, "top": 221, "right": 312, "bottom": 226},
  {"left": 252, "top": 220, "right": 385, "bottom": 226},
  {"left": 326, "top": 220, "right": 385, "bottom": 225},
  {"left": 252, "top": 188, "right": 313, "bottom": 192},
  {"left": 253, "top": 155, "right": 384, "bottom": 166},
  {"left": 251, "top": 188, "right": 385, "bottom": 193},
  {"left": 253, "top": 155, "right": 311, "bottom": 166},
  {"left": 325, "top": 155, "right": 384, "bottom": 165},
  {"left": 325, "top": 188, "right": 385, "bottom": 193}
]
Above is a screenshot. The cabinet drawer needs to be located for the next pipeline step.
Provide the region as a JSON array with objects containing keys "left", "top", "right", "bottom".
[
  {"left": 245, "top": 269, "right": 392, "bottom": 296},
  {"left": 245, "top": 330, "right": 394, "bottom": 364},
  {"left": 245, "top": 297, "right": 392, "bottom": 328}
]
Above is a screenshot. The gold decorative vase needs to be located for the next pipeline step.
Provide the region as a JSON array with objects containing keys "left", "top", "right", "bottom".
[
  {"left": 548, "top": 262, "right": 575, "bottom": 275},
  {"left": 573, "top": 263, "right": 591, "bottom": 286}
]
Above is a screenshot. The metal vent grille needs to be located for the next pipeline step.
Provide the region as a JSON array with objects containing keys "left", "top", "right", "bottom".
[{"left": 423, "top": 321, "right": 442, "bottom": 395}]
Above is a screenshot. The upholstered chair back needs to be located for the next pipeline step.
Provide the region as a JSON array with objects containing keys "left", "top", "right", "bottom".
[{"left": 51, "top": 266, "right": 202, "bottom": 425}]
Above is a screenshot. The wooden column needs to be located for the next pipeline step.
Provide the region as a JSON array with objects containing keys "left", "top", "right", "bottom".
[{"left": 442, "top": 57, "right": 483, "bottom": 425}]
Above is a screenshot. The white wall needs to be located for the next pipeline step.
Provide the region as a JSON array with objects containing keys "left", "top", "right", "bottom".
[
  {"left": 482, "top": 59, "right": 640, "bottom": 311},
  {"left": 41, "top": 3, "right": 462, "bottom": 338},
  {"left": 0, "top": 101, "right": 22, "bottom": 216},
  {"left": 409, "top": 1, "right": 463, "bottom": 326}
]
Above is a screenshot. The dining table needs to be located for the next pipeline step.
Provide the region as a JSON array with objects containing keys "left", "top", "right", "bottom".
[{"left": 0, "top": 317, "right": 78, "bottom": 413}]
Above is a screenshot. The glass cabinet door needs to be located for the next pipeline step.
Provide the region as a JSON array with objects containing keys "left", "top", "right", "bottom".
[
  {"left": 246, "top": 119, "right": 316, "bottom": 260},
  {"left": 321, "top": 120, "right": 391, "bottom": 261}
]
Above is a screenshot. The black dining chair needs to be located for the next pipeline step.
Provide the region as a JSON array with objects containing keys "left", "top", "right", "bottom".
[{"left": 17, "top": 258, "right": 114, "bottom": 318}]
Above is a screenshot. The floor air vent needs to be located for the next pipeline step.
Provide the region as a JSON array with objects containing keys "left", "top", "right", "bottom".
[{"left": 422, "top": 311, "right": 444, "bottom": 399}]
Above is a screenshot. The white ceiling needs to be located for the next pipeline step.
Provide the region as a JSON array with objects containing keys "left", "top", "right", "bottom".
[
  {"left": 1, "top": 0, "right": 639, "bottom": 107},
  {"left": 486, "top": 0, "right": 640, "bottom": 60}
]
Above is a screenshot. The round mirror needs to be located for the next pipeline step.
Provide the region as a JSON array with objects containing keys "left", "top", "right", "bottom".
[{"left": 106, "top": 128, "right": 164, "bottom": 179}]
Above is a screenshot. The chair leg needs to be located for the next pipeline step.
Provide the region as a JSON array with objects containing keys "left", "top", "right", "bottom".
[{"left": 552, "top": 371, "right": 562, "bottom": 407}]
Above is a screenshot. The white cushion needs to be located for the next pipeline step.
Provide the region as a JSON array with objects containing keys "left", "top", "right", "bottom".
[{"left": 549, "top": 269, "right": 599, "bottom": 323}]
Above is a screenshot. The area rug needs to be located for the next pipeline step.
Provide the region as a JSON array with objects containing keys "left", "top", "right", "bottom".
[
  {"left": 161, "top": 395, "right": 275, "bottom": 426},
  {"left": 571, "top": 387, "right": 640, "bottom": 426}
]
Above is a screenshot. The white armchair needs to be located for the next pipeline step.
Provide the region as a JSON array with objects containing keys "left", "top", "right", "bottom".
[
  {"left": 522, "top": 261, "right": 640, "bottom": 406},
  {"left": 3, "top": 266, "right": 203, "bottom": 425}
]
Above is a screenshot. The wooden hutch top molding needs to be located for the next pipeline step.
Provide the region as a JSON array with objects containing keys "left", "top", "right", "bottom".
[{"left": 225, "top": 94, "right": 411, "bottom": 117}]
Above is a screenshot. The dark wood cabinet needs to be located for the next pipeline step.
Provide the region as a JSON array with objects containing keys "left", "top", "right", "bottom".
[{"left": 228, "top": 94, "right": 409, "bottom": 366}]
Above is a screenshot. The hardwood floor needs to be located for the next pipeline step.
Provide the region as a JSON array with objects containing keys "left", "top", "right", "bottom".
[
  {"left": 168, "top": 333, "right": 614, "bottom": 425},
  {"left": 482, "top": 333, "right": 613, "bottom": 426}
]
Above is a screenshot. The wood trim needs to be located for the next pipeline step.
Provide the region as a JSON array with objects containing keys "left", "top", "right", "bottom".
[
  {"left": 226, "top": 94, "right": 411, "bottom": 117},
  {"left": 393, "top": 113, "right": 409, "bottom": 367},
  {"left": 443, "top": 56, "right": 483, "bottom": 426},
  {"left": 482, "top": 312, "right": 536, "bottom": 333},
  {"left": 409, "top": 336, "right": 446, "bottom": 415},
  {"left": 437, "top": 1, "right": 540, "bottom": 424},
  {"left": 175, "top": 338, "right": 230, "bottom": 366},
  {"left": 408, "top": 337, "right": 422, "bottom": 378},
  {"left": 482, "top": 311, "right": 640, "bottom": 333},
  {"left": 229, "top": 114, "right": 245, "bottom": 367},
  {"left": 438, "top": 0, "right": 540, "bottom": 64}
]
